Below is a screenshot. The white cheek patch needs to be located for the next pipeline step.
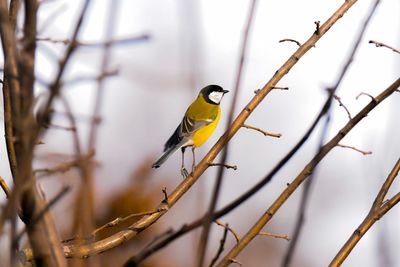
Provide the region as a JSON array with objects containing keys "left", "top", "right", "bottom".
[{"left": 209, "top": 91, "right": 224, "bottom": 104}]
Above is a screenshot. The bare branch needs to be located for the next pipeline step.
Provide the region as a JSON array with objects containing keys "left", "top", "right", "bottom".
[
  {"left": 208, "top": 163, "right": 238, "bottom": 170},
  {"left": 356, "top": 92, "right": 376, "bottom": 102},
  {"left": 242, "top": 124, "right": 282, "bottom": 138},
  {"left": 36, "top": 34, "right": 150, "bottom": 48},
  {"left": 258, "top": 231, "right": 290, "bottom": 241},
  {"left": 0, "top": 176, "right": 11, "bottom": 198},
  {"left": 279, "top": 39, "right": 301, "bottom": 46},
  {"left": 333, "top": 94, "right": 352, "bottom": 120},
  {"left": 369, "top": 40, "right": 400, "bottom": 54},
  {"left": 209, "top": 223, "right": 229, "bottom": 267},
  {"left": 337, "top": 144, "right": 372, "bottom": 155},
  {"left": 215, "top": 220, "right": 240, "bottom": 244}
]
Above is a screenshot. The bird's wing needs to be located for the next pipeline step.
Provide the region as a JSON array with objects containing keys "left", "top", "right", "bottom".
[
  {"left": 163, "top": 116, "right": 214, "bottom": 152},
  {"left": 181, "top": 115, "right": 213, "bottom": 136}
]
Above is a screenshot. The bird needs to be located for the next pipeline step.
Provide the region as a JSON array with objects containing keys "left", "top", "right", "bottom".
[{"left": 152, "top": 85, "right": 229, "bottom": 177}]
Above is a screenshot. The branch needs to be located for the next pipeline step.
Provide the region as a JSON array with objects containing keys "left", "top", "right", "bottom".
[
  {"left": 216, "top": 78, "right": 400, "bottom": 266},
  {"left": 36, "top": 34, "right": 150, "bottom": 48},
  {"left": 209, "top": 223, "right": 229, "bottom": 267},
  {"left": 336, "top": 144, "right": 372, "bottom": 155},
  {"left": 279, "top": 39, "right": 301, "bottom": 47},
  {"left": 242, "top": 124, "right": 282, "bottom": 138},
  {"left": 0, "top": 176, "right": 11, "bottom": 198},
  {"left": 368, "top": 40, "right": 400, "bottom": 54},
  {"left": 333, "top": 94, "right": 352, "bottom": 120},
  {"left": 329, "top": 158, "right": 400, "bottom": 266},
  {"left": 283, "top": 1, "right": 381, "bottom": 265},
  {"left": 208, "top": 163, "right": 238, "bottom": 170},
  {"left": 22, "top": 0, "right": 362, "bottom": 260},
  {"left": 197, "top": 1, "right": 258, "bottom": 265},
  {"left": 258, "top": 231, "right": 290, "bottom": 241}
]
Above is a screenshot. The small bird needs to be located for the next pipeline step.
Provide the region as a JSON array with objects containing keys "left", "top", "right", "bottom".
[{"left": 152, "top": 85, "right": 229, "bottom": 177}]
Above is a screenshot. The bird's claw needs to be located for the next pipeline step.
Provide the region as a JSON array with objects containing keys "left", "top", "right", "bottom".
[{"left": 181, "top": 167, "right": 189, "bottom": 179}]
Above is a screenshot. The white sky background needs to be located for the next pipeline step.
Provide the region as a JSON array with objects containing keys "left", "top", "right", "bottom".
[{"left": 0, "top": 0, "right": 399, "bottom": 266}]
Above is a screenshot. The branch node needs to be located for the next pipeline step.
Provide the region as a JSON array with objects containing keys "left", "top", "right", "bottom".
[{"left": 314, "top": 21, "right": 321, "bottom": 35}]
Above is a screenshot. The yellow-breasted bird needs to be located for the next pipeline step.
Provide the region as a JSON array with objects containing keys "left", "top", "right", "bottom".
[{"left": 152, "top": 85, "right": 229, "bottom": 176}]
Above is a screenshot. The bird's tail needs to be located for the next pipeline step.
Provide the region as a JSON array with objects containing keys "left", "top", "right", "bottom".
[{"left": 152, "top": 144, "right": 180, "bottom": 168}]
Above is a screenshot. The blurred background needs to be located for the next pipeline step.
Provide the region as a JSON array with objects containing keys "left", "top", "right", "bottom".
[{"left": 0, "top": 0, "right": 399, "bottom": 266}]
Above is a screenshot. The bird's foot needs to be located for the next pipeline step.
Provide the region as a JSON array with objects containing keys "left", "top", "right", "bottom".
[{"left": 181, "top": 167, "right": 189, "bottom": 179}]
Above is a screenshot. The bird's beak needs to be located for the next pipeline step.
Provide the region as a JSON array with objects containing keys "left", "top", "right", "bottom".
[{"left": 223, "top": 90, "right": 229, "bottom": 94}]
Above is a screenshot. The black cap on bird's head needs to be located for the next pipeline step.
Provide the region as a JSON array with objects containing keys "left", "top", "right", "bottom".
[{"left": 200, "top": 85, "right": 229, "bottom": 105}]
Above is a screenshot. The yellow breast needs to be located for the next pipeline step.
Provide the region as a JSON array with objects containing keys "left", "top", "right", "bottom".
[{"left": 185, "top": 95, "right": 221, "bottom": 147}]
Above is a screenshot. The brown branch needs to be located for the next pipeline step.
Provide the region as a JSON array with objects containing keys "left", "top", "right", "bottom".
[
  {"left": 333, "top": 94, "right": 352, "bottom": 119},
  {"left": 208, "top": 163, "right": 238, "bottom": 170},
  {"left": 337, "top": 144, "right": 372, "bottom": 155},
  {"left": 330, "top": 158, "right": 400, "bottom": 266},
  {"left": 36, "top": 34, "right": 150, "bottom": 48},
  {"left": 197, "top": 1, "right": 258, "bottom": 265},
  {"left": 216, "top": 78, "right": 400, "bottom": 266},
  {"left": 228, "top": 258, "right": 243, "bottom": 266},
  {"left": 272, "top": 86, "right": 289, "bottom": 90},
  {"left": 22, "top": 0, "right": 362, "bottom": 260},
  {"left": 0, "top": 176, "right": 11, "bottom": 198},
  {"left": 259, "top": 231, "right": 290, "bottom": 241},
  {"left": 283, "top": 2, "right": 381, "bottom": 265},
  {"left": 215, "top": 220, "right": 240, "bottom": 244},
  {"left": 368, "top": 40, "right": 400, "bottom": 54},
  {"left": 209, "top": 223, "right": 229, "bottom": 267},
  {"left": 15, "top": 185, "right": 70, "bottom": 242},
  {"left": 242, "top": 124, "right": 282, "bottom": 138},
  {"left": 34, "top": 152, "right": 94, "bottom": 177},
  {"left": 356, "top": 92, "right": 375, "bottom": 101},
  {"left": 279, "top": 39, "right": 301, "bottom": 46}
]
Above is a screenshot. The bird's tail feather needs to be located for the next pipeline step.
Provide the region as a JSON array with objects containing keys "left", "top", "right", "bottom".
[{"left": 152, "top": 144, "right": 180, "bottom": 168}]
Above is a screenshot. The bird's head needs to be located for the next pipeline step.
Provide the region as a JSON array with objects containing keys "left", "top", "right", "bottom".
[{"left": 200, "top": 85, "right": 229, "bottom": 105}]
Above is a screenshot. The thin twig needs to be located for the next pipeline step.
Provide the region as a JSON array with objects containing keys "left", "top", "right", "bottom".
[
  {"left": 259, "top": 231, "right": 290, "bottom": 241},
  {"left": 279, "top": 39, "right": 301, "bottom": 46},
  {"left": 0, "top": 176, "right": 11, "bottom": 198},
  {"left": 368, "top": 40, "right": 400, "bottom": 54},
  {"left": 36, "top": 34, "right": 150, "bottom": 48},
  {"left": 333, "top": 94, "right": 352, "bottom": 120},
  {"left": 242, "top": 124, "right": 282, "bottom": 138},
  {"left": 208, "top": 163, "right": 238, "bottom": 170},
  {"left": 215, "top": 220, "right": 240, "bottom": 244},
  {"left": 356, "top": 92, "right": 376, "bottom": 102},
  {"left": 337, "top": 144, "right": 372, "bottom": 155},
  {"left": 209, "top": 223, "right": 229, "bottom": 267}
]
